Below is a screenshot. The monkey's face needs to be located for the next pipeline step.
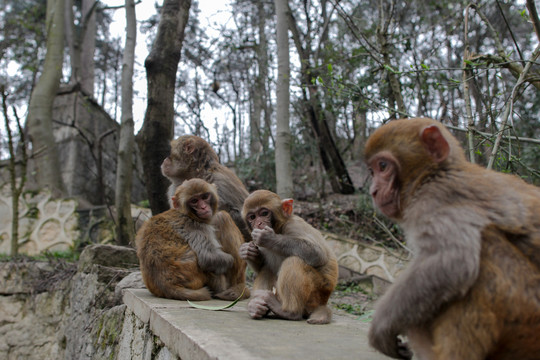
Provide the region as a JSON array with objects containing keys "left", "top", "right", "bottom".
[
  {"left": 245, "top": 207, "right": 273, "bottom": 230},
  {"left": 188, "top": 193, "right": 214, "bottom": 220},
  {"left": 367, "top": 151, "right": 401, "bottom": 219},
  {"left": 161, "top": 152, "right": 190, "bottom": 179}
]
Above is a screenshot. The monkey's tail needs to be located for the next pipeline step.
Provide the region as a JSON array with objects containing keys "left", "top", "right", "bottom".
[{"left": 165, "top": 286, "right": 212, "bottom": 301}]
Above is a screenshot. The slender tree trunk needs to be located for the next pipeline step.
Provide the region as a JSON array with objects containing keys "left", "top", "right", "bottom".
[
  {"left": 135, "top": 0, "right": 192, "bottom": 215},
  {"left": 80, "top": 0, "right": 96, "bottom": 96},
  {"left": 27, "top": 0, "right": 66, "bottom": 198},
  {"left": 288, "top": 7, "right": 355, "bottom": 195},
  {"left": 376, "top": 0, "right": 405, "bottom": 119},
  {"left": 274, "top": 0, "right": 293, "bottom": 199},
  {"left": 2, "top": 89, "right": 28, "bottom": 256},
  {"left": 250, "top": 1, "right": 269, "bottom": 155},
  {"left": 115, "top": 0, "right": 136, "bottom": 245},
  {"left": 64, "top": 0, "right": 77, "bottom": 82}
]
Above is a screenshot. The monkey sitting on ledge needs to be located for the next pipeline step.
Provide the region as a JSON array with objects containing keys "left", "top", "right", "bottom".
[
  {"left": 364, "top": 117, "right": 540, "bottom": 360},
  {"left": 161, "top": 135, "right": 251, "bottom": 242},
  {"left": 136, "top": 178, "right": 249, "bottom": 301},
  {"left": 240, "top": 190, "right": 339, "bottom": 324}
]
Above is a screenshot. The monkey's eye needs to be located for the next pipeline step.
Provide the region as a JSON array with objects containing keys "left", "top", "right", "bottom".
[
  {"left": 378, "top": 161, "right": 387, "bottom": 171},
  {"left": 260, "top": 209, "right": 270, "bottom": 217},
  {"left": 189, "top": 198, "right": 198, "bottom": 206},
  {"left": 248, "top": 214, "right": 256, "bottom": 221},
  {"left": 201, "top": 193, "right": 210, "bottom": 201}
]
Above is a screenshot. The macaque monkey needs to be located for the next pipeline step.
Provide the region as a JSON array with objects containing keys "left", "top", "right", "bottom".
[
  {"left": 161, "top": 135, "right": 251, "bottom": 241},
  {"left": 240, "top": 190, "right": 339, "bottom": 324},
  {"left": 136, "top": 178, "right": 249, "bottom": 301},
  {"left": 364, "top": 117, "right": 540, "bottom": 359}
]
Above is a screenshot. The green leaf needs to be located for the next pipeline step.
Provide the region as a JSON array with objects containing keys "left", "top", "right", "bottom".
[
  {"left": 187, "top": 287, "right": 246, "bottom": 311},
  {"left": 357, "top": 309, "right": 375, "bottom": 323},
  {"left": 383, "top": 64, "right": 400, "bottom": 74}
]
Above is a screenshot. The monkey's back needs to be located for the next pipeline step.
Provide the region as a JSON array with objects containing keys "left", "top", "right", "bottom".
[{"left": 135, "top": 209, "right": 207, "bottom": 299}]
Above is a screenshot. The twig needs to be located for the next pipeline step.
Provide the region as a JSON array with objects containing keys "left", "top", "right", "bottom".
[
  {"left": 372, "top": 215, "right": 412, "bottom": 254},
  {"left": 463, "top": 4, "right": 476, "bottom": 163},
  {"left": 487, "top": 44, "right": 540, "bottom": 169}
]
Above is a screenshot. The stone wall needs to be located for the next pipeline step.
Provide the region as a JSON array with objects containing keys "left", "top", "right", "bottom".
[
  {"left": 0, "top": 240, "right": 408, "bottom": 359},
  {"left": 0, "top": 186, "right": 79, "bottom": 255},
  {"left": 20, "top": 88, "right": 147, "bottom": 207},
  {"left": 0, "top": 245, "right": 141, "bottom": 360},
  {"left": 325, "top": 232, "right": 409, "bottom": 282},
  {"left": 0, "top": 186, "right": 152, "bottom": 256}
]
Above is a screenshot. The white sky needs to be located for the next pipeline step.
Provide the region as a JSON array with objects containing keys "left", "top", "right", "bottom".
[{"left": 104, "top": 0, "right": 233, "bottom": 133}]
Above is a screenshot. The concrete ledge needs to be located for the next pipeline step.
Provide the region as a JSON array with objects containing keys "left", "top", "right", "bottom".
[{"left": 123, "top": 288, "right": 389, "bottom": 360}]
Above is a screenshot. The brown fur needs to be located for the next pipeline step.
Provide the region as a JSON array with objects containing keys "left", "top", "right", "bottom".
[
  {"left": 136, "top": 179, "right": 250, "bottom": 301},
  {"left": 364, "top": 118, "right": 540, "bottom": 359},
  {"left": 240, "top": 190, "right": 338, "bottom": 324},
  {"left": 161, "top": 135, "right": 251, "bottom": 241}
]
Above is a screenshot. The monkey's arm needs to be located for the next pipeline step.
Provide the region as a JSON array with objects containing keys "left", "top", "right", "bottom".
[
  {"left": 186, "top": 229, "right": 234, "bottom": 274},
  {"left": 369, "top": 207, "right": 484, "bottom": 358},
  {"left": 252, "top": 224, "right": 328, "bottom": 267},
  {"left": 239, "top": 242, "right": 264, "bottom": 272}
]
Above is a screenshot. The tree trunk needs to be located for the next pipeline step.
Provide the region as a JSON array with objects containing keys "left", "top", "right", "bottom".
[
  {"left": 64, "top": 0, "right": 77, "bottom": 82},
  {"left": 115, "top": 0, "right": 136, "bottom": 246},
  {"left": 288, "top": 7, "right": 355, "bottom": 195},
  {"left": 27, "top": 0, "right": 66, "bottom": 198},
  {"left": 250, "top": 1, "right": 270, "bottom": 155},
  {"left": 376, "top": 0, "right": 406, "bottom": 119},
  {"left": 135, "top": 0, "right": 192, "bottom": 215},
  {"left": 274, "top": 0, "right": 293, "bottom": 199},
  {"left": 80, "top": 0, "right": 96, "bottom": 96}
]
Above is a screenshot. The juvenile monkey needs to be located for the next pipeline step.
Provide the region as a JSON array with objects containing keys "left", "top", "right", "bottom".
[
  {"left": 365, "top": 117, "right": 540, "bottom": 359},
  {"left": 136, "top": 178, "right": 249, "bottom": 301},
  {"left": 161, "top": 135, "right": 251, "bottom": 241},
  {"left": 240, "top": 190, "right": 339, "bottom": 324}
]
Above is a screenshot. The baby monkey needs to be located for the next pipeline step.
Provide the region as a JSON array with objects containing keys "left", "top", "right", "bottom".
[{"left": 136, "top": 178, "right": 249, "bottom": 301}]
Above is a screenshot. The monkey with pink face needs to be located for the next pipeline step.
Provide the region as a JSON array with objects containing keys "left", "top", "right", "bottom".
[
  {"left": 365, "top": 118, "right": 540, "bottom": 360},
  {"left": 136, "top": 178, "right": 249, "bottom": 301},
  {"left": 240, "top": 190, "right": 339, "bottom": 324}
]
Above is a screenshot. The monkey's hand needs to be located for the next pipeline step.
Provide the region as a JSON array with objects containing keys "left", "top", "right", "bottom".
[
  {"left": 247, "top": 290, "right": 271, "bottom": 319},
  {"left": 251, "top": 226, "right": 276, "bottom": 248},
  {"left": 368, "top": 319, "right": 411, "bottom": 359},
  {"left": 239, "top": 241, "right": 260, "bottom": 261}
]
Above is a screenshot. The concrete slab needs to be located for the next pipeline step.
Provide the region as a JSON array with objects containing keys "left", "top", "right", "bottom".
[{"left": 124, "top": 288, "right": 391, "bottom": 360}]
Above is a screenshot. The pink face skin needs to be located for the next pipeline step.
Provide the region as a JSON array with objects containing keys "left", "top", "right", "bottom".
[
  {"left": 189, "top": 193, "right": 213, "bottom": 220},
  {"left": 367, "top": 151, "right": 401, "bottom": 219},
  {"left": 246, "top": 208, "right": 272, "bottom": 230}
]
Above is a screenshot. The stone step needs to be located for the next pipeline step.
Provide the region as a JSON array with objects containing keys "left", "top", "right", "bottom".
[{"left": 123, "top": 288, "right": 390, "bottom": 360}]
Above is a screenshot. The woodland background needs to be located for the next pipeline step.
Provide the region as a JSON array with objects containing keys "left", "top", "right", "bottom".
[{"left": 1, "top": 0, "right": 539, "bottom": 252}]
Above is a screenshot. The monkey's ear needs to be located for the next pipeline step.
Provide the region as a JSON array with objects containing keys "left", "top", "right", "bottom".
[
  {"left": 172, "top": 196, "right": 180, "bottom": 209},
  {"left": 183, "top": 139, "right": 196, "bottom": 154},
  {"left": 421, "top": 125, "right": 449, "bottom": 163},
  {"left": 282, "top": 199, "right": 294, "bottom": 216}
]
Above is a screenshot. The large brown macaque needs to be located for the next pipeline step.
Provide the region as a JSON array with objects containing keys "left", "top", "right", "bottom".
[
  {"left": 136, "top": 178, "right": 249, "bottom": 301},
  {"left": 161, "top": 135, "right": 251, "bottom": 241},
  {"left": 240, "top": 190, "right": 339, "bottom": 324},
  {"left": 364, "top": 117, "right": 540, "bottom": 360}
]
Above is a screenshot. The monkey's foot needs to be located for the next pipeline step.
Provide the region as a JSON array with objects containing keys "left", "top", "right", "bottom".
[
  {"left": 247, "top": 295, "right": 270, "bottom": 319},
  {"left": 306, "top": 306, "right": 332, "bottom": 325}
]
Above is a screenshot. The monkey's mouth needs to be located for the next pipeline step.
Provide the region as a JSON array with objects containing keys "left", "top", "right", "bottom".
[{"left": 197, "top": 210, "right": 212, "bottom": 219}]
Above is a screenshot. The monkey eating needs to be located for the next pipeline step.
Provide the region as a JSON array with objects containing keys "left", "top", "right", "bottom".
[
  {"left": 364, "top": 117, "right": 540, "bottom": 360},
  {"left": 161, "top": 135, "right": 251, "bottom": 242},
  {"left": 136, "top": 178, "right": 249, "bottom": 301},
  {"left": 240, "top": 190, "right": 339, "bottom": 324}
]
